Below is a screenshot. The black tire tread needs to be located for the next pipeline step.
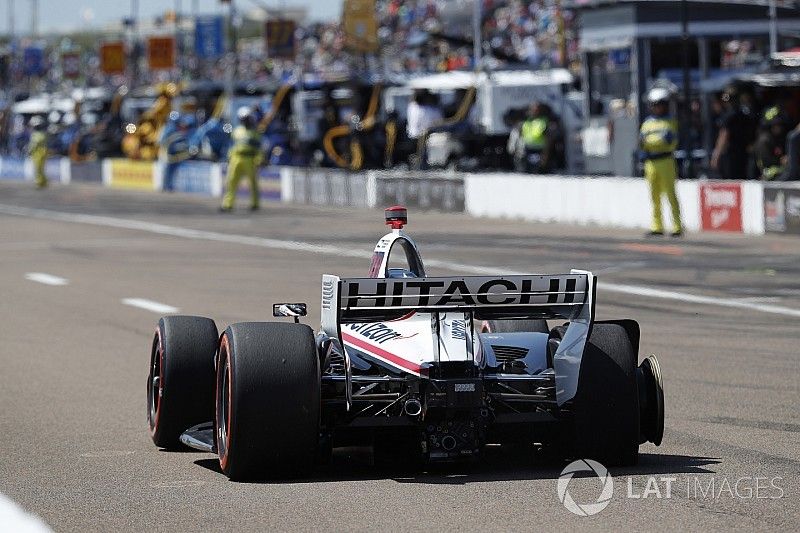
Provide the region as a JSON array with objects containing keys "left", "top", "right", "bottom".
[
  {"left": 222, "top": 322, "right": 320, "bottom": 480},
  {"left": 150, "top": 315, "right": 218, "bottom": 448},
  {"left": 572, "top": 323, "right": 640, "bottom": 466}
]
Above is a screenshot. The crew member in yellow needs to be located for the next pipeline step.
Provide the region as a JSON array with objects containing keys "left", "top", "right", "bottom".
[
  {"left": 220, "top": 107, "right": 263, "bottom": 212},
  {"left": 28, "top": 116, "right": 49, "bottom": 189},
  {"left": 518, "top": 102, "right": 550, "bottom": 173},
  {"left": 640, "top": 88, "right": 682, "bottom": 237}
]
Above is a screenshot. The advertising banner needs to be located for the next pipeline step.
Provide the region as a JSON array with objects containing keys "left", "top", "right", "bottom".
[
  {"left": 265, "top": 20, "right": 297, "bottom": 59},
  {"left": 342, "top": 0, "right": 378, "bottom": 52},
  {"left": 100, "top": 42, "right": 126, "bottom": 74},
  {"left": 195, "top": 16, "right": 225, "bottom": 59},
  {"left": 170, "top": 161, "right": 220, "bottom": 195},
  {"left": 23, "top": 46, "right": 45, "bottom": 76},
  {"left": 250, "top": 167, "right": 282, "bottom": 201},
  {"left": 107, "top": 159, "right": 155, "bottom": 190},
  {"left": 376, "top": 174, "right": 465, "bottom": 212},
  {"left": 764, "top": 184, "right": 800, "bottom": 235},
  {"left": 148, "top": 37, "right": 176, "bottom": 70},
  {"left": 62, "top": 52, "right": 81, "bottom": 79},
  {"left": 700, "top": 182, "right": 743, "bottom": 232},
  {"left": 69, "top": 161, "right": 103, "bottom": 183},
  {"left": 290, "top": 168, "right": 369, "bottom": 207}
]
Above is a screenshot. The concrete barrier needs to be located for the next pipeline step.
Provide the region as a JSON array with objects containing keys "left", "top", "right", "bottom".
[
  {"left": 0, "top": 156, "right": 781, "bottom": 236},
  {"left": 0, "top": 156, "right": 70, "bottom": 183},
  {"left": 763, "top": 182, "right": 800, "bottom": 235},
  {"left": 0, "top": 157, "right": 27, "bottom": 181},
  {"left": 465, "top": 174, "right": 767, "bottom": 235}
]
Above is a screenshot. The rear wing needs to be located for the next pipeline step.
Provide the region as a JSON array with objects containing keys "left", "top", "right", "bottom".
[
  {"left": 320, "top": 271, "right": 596, "bottom": 407},
  {"left": 321, "top": 273, "right": 594, "bottom": 329}
]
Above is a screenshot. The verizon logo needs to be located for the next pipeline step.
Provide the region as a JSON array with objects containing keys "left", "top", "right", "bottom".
[
  {"left": 704, "top": 188, "right": 737, "bottom": 208},
  {"left": 710, "top": 209, "right": 730, "bottom": 228}
]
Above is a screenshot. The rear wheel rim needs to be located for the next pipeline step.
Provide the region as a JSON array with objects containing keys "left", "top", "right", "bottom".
[
  {"left": 147, "top": 329, "right": 163, "bottom": 435},
  {"left": 216, "top": 335, "right": 232, "bottom": 470},
  {"left": 638, "top": 355, "right": 665, "bottom": 446}
]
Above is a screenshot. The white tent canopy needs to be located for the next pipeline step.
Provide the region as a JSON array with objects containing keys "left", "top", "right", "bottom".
[{"left": 407, "top": 69, "right": 574, "bottom": 91}]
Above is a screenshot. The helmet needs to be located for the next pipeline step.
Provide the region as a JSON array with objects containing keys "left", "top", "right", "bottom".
[
  {"left": 237, "top": 106, "right": 252, "bottom": 122},
  {"left": 647, "top": 88, "right": 672, "bottom": 105},
  {"left": 237, "top": 106, "right": 256, "bottom": 128},
  {"left": 29, "top": 116, "right": 45, "bottom": 130}
]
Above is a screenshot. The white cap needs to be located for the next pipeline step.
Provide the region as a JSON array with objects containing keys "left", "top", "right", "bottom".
[{"left": 647, "top": 87, "right": 671, "bottom": 104}]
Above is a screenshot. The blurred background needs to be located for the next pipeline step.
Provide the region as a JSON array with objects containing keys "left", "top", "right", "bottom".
[{"left": 0, "top": 1, "right": 799, "bottom": 181}]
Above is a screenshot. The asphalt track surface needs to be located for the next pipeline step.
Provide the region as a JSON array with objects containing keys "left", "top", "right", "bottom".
[{"left": 0, "top": 181, "right": 798, "bottom": 532}]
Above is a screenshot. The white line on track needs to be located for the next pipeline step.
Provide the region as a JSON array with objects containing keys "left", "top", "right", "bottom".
[
  {"left": 0, "top": 492, "right": 53, "bottom": 533},
  {"left": 122, "top": 298, "right": 179, "bottom": 314},
  {"left": 24, "top": 272, "right": 69, "bottom": 286},
  {"left": 3, "top": 203, "right": 800, "bottom": 319}
]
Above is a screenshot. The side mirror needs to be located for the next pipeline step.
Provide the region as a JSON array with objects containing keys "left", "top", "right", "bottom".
[{"left": 273, "top": 303, "right": 307, "bottom": 323}]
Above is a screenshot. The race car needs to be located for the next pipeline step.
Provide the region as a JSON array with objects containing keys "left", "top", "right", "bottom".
[{"left": 147, "top": 206, "right": 664, "bottom": 480}]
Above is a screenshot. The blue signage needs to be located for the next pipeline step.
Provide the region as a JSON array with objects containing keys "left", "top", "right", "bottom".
[
  {"left": 172, "top": 161, "right": 216, "bottom": 195},
  {"left": 23, "top": 46, "right": 45, "bottom": 76},
  {"left": 195, "top": 16, "right": 225, "bottom": 59}
]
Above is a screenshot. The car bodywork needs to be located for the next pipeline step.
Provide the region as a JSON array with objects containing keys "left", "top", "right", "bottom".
[
  {"left": 172, "top": 207, "right": 663, "bottom": 471},
  {"left": 309, "top": 213, "right": 594, "bottom": 460}
]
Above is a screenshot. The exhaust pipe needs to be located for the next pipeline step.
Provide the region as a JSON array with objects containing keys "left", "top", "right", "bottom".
[
  {"left": 441, "top": 435, "right": 457, "bottom": 451},
  {"left": 404, "top": 398, "right": 422, "bottom": 417}
]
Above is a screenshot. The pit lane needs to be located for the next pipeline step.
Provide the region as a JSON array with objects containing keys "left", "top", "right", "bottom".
[{"left": 0, "top": 181, "right": 797, "bottom": 531}]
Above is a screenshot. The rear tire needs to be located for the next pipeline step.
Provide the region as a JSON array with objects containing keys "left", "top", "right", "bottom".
[
  {"left": 216, "top": 322, "right": 320, "bottom": 481},
  {"left": 572, "top": 324, "right": 640, "bottom": 466},
  {"left": 147, "top": 316, "right": 218, "bottom": 448}
]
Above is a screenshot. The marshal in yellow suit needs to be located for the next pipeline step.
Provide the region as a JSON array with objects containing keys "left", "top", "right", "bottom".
[{"left": 640, "top": 114, "right": 682, "bottom": 235}]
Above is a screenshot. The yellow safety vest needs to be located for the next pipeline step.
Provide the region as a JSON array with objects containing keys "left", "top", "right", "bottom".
[
  {"left": 521, "top": 118, "right": 548, "bottom": 150},
  {"left": 640, "top": 116, "right": 678, "bottom": 158},
  {"left": 29, "top": 131, "right": 47, "bottom": 155},
  {"left": 229, "top": 126, "right": 261, "bottom": 158}
]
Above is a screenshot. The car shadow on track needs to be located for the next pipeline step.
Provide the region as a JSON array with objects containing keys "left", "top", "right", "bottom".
[{"left": 193, "top": 446, "right": 721, "bottom": 485}]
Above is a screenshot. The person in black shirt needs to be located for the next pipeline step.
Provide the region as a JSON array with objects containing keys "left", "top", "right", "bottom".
[
  {"left": 710, "top": 88, "right": 757, "bottom": 179},
  {"left": 755, "top": 106, "right": 789, "bottom": 180}
]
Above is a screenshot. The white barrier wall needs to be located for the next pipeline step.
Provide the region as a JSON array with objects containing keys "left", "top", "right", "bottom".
[
  {"left": 741, "top": 181, "right": 765, "bottom": 235},
  {"left": 465, "top": 174, "right": 765, "bottom": 235},
  {"left": 466, "top": 174, "right": 694, "bottom": 231},
  {"left": 0, "top": 157, "right": 773, "bottom": 236}
]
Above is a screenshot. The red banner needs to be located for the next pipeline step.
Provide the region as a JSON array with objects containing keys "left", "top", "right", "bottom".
[
  {"left": 62, "top": 52, "right": 81, "bottom": 79},
  {"left": 700, "top": 183, "right": 743, "bottom": 232}
]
